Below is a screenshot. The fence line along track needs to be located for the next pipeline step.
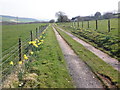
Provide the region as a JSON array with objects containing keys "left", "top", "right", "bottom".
[{"left": 1, "top": 24, "right": 49, "bottom": 86}]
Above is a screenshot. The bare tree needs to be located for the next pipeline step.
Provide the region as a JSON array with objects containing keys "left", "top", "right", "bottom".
[
  {"left": 94, "top": 12, "right": 101, "bottom": 19},
  {"left": 55, "top": 11, "right": 69, "bottom": 22},
  {"left": 49, "top": 19, "right": 55, "bottom": 23}
]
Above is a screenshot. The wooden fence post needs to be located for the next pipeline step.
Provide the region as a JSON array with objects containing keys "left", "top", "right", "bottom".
[
  {"left": 88, "top": 21, "right": 89, "bottom": 28},
  {"left": 72, "top": 22, "right": 74, "bottom": 27},
  {"left": 82, "top": 21, "right": 83, "bottom": 28},
  {"left": 30, "top": 31, "right": 33, "bottom": 41},
  {"left": 74, "top": 21, "right": 75, "bottom": 28},
  {"left": 118, "top": 17, "right": 120, "bottom": 49},
  {"left": 96, "top": 20, "right": 98, "bottom": 30},
  {"left": 108, "top": 19, "right": 111, "bottom": 32},
  {"left": 77, "top": 21, "right": 79, "bottom": 28},
  {"left": 39, "top": 26, "right": 41, "bottom": 33},
  {"left": 18, "top": 38, "right": 22, "bottom": 61},
  {"left": 36, "top": 28, "right": 38, "bottom": 38},
  {"left": 75, "top": 21, "right": 77, "bottom": 29}
]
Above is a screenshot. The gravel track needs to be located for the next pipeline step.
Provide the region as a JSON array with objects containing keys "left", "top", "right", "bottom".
[{"left": 52, "top": 26, "right": 103, "bottom": 88}]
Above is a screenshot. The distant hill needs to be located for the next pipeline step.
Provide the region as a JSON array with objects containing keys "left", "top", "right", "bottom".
[{"left": 0, "top": 15, "right": 40, "bottom": 23}]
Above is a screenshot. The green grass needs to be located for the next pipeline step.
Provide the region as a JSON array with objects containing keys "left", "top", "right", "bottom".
[
  {"left": 23, "top": 25, "right": 74, "bottom": 88},
  {"left": 82, "top": 18, "right": 118, "bottom": 36},
  {"left": 55, "top": 27, "right": 120, "bottom": 88},
  {"left": 2, "top": 23, "right": 46, "bottom": 52}
]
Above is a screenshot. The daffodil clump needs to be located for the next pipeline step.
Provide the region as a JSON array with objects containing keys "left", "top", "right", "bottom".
[
  {"left": 10, "top": 60, "right": 23, "bottom": 66},
  {"left": 10, "top": 30, "right": 46, "bottom": 66},
  {"left": 9, "top": 30, "right": 47, "bottom": 86},
  {"left": 28, "top": 31, "right": 46, "bottom": 48},
  {"left": 28, "top": 41, "right": 38, "bottom": 48}
]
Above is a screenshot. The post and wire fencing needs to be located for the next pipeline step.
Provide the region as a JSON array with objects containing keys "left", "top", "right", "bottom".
[
  {"left": 1, "top": 24, "right": 48, "bottom": 87},
  {"left": 70, "top": 18, "right": 118, "bottom": 35}
]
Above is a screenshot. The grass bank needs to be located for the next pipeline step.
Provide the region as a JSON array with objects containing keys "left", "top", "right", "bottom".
[{"left": 20, "top": 25, "right": 74, "bottom": 88}]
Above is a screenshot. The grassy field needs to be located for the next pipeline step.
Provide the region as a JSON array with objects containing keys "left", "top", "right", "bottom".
[
  {"left": 55, "top": 26, "right": 120, "bottom": 88},
  {"left": 2, "top": 23, "right": 47, "bottom": 52}
]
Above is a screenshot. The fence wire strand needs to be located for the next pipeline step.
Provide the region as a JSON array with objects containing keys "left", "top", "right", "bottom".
[{"left": 2, "top": 43, "right": 19, "bottom": 55}]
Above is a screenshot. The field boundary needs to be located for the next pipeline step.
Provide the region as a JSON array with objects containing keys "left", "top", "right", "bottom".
[{"left": 1, "top": 24, "right": 48, "bottom": 87}]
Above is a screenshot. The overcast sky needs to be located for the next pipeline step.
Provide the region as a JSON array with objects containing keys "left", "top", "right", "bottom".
[{"left": 0, "top": 0, "right": 119, "bottom": 20}]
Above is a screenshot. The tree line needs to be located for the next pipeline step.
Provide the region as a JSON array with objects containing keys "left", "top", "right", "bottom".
[{"left": 49, "top": 11, "right": 119, "bottom": 23}]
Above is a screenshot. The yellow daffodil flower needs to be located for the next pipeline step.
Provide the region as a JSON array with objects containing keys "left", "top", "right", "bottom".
[
  {"left": 41, "top": 40, "right": 44, "bottom": 42},
  {"left": 33, "top": 43, "right": 38, "bottom": 47},
  {"left": 32, "top": 41, "right": 36, "bottom": 44},
  {"left": 36, "top": 40, "right": 39, "bottom": 42},
  {"left": 38, "top": 42, "right": 42, "bottom": 45},
  {"left": 35, "top": 39, "right": 38, "bottom": 41},
  {"left": 10, "top": 61, "right": 13, "bottom": 65},
  {"left": 24, "top": 54, "right": 28, "bottom": 60},
  {"left": 19, "top": 61, "right": 23, "bottom": 65},
  {"left": 28, "top": 41, "right": 32, "bottom": 44},
  {"left": 30, "top": 51, "right": 34, "bottom": 55}
]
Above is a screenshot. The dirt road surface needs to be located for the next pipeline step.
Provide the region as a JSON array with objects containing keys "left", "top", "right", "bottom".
[{"left": 52, "top": 26, "right": 103, "bottom": 88}]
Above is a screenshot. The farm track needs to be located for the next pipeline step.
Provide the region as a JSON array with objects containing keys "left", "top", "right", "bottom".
[
  {"left": 52, "top": 26, "right": 103, "bottom": 88},
  {"left": 56, "top": 26, "right": 120, "bottom": 72}
]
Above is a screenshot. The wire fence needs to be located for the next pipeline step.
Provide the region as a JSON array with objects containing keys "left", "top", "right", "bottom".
[
  {"left": 59, "top": 18, "right": 118, "bottom": 36},
  {"left": 74, "top": 19, "right": 112, "bottom": 32},
  {"left": 1, "top": 24, "right": 48, "bottom": 87}
]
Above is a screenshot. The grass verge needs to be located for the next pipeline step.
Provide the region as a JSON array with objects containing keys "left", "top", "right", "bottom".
[
  {"left": 55, "top": 26, "right": 120, "bottom": 88},
  {"left": 22, "top": 25, "right": 74, "bottom": 88}
]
